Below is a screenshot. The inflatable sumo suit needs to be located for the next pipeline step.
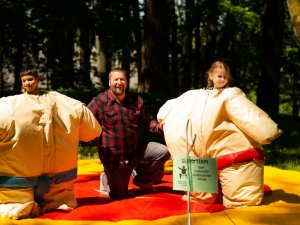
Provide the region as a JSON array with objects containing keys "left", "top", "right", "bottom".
[
  {"left": 157, "top": 87, "right": 282, "bottom": 208},
  {"left": 0, "top": 91, "right": 102, "bottom": 219}
]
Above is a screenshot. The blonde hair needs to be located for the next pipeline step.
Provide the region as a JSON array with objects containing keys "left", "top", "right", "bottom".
[{"left": 206, "top": 61, "right": 232, "bottom": 89}]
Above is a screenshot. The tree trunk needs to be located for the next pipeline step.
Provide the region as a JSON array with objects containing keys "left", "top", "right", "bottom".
[
  {"left": 140, "top": 0, "right": 170, "bottom": 95},
  {"left": 121, "top": 1, "right": 131, "bottom": 87},
  {"left": 79, "top": 27, "right": 93, "bottom": 87},
  {"left": 194, "top": 4, "right": 201, "bottom": 89},
  {"left": 287, "top": 0, "right": 300, "bottom": 47},
  {"left": 180, "top": 0, "right": 193, "bottom": 93},
  {"left": 45, "top": 1, "right": 77, "bottom": 89},
  {"left": 203, "top": 1, "right": 218, "bottom": 79},
  {"left": 60, "top": 29, "right": 75, "bottom": 89},
  {"left": 13, "top": 0, "right": 25, "bottom": 93},
  {"left": 218, "top": 11, "right": 234, "bottom": 61},
  {"left": 94, "top": 35, "right": 108, "bottom": 89},
  {"left": 257, "top": 0, "right": 284, "bottom": 116},
  {"left": 131, "top": 0, "right": 143, "bottom": 89},
  {"left": 170, "top": 0, "right": 179, "bottom": 95},
  {"left": 286, "top": 0, "right": 300, "bottom": 117}
]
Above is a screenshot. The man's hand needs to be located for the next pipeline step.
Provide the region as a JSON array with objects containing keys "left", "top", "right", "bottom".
[{"left": 158, "top": 121, "right": 165, "bottom": 131}]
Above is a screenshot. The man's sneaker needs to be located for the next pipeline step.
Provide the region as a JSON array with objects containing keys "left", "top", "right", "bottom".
[
  {"left": 132, "top": 178, "right": 158, "bottom": 194},
  {"left": 131, "top": 169, "right": 137, "bottom": 178},
  {"left": 99, "top": 172, "right": 110, "bottom": 195}
]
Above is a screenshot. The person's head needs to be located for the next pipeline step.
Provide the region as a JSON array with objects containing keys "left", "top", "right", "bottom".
[
  {"left": 206, "top": 61, "right": 232, "bottom": 89},
  {"left": 20, "top": 67, "right": 39, "bottom": 95},
  {"left": 108, "top": 68, "right": 128, "bottom": 100}
]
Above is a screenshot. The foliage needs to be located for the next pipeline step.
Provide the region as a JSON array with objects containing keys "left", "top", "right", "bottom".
[
  {"left": 56, "top": 87, "right": 102, "bottom": 105},
  {"left": 78, "top": 112, "right": 300, "bottom": 171},
  {"left": 265, "top": 146, "right": 300, "bottom": 171},
  {"left": 0, "top": 0, "right": 299, "bottom": 116},
  {"left": 287, "top": 0, "right": 300, "bottom": 47},
  {"left": 263, "top": 115, "right": 300, "bottom": 171},
  {"left": 280, "top": 25, "right": 300, "bottom": 117},
  {"left": 77, "top": 92, "right": 300, "bottom": 172},
  {"left": 78, "top": 140, "right": 98, "bottom": 159}
]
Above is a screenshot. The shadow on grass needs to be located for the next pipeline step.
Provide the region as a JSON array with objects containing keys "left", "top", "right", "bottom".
[{"left": 264, "top": 115, "right": 300, "bottom": 171}]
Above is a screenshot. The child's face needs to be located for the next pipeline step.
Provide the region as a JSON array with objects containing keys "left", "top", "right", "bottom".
[
  {"left": 21, "top": 75, "right": 39, "bottom": 94},
  {"left": 209, "top": 68, "right": 228, "bottom": 89}
]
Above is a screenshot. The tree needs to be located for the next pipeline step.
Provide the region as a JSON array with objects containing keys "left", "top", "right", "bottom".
[
  {"left": 140, "top": 0, "right": 170, "bottom": 95},
  {"left": 131, "top": 0, "right": 143, "bottom": 89},
  {"left": 169, "top": 0, "right": 179, "bottom": 95},
  {"left": 0, "top": 0, "right": 297, "bottom": 118},
  {"left": 287, "top": 0, "right": 300, "bottom": 46},
  {"left": 285, "top": 0, "right": 300, "bottom": 117},
  {"left": 257, "top": 0, "right": 284, "bottom": 116},
  {"left": 12, "top": 0, "right": 25, "bottom": 93},
  {"left": 203, "top": 0, "right": 218, "bottom": 80},
  {"left": 180, "top": 0, "right": 193, "bottom": 93},
  {"left": 77, "top": 0, "right": 94, "bottom": 87}
]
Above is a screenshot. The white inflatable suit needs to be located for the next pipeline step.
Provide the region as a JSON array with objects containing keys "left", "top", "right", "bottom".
[
  {"left": 0, "top": 91, "right": 102, "bottom": 219},
  {"left": 157, "top": 87, "right": 282, "bottom": 208}
]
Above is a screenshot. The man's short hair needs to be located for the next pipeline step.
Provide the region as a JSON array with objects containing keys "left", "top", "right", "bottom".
[{"left": 108, "top": 67, "right": 127, "bottom": 80}]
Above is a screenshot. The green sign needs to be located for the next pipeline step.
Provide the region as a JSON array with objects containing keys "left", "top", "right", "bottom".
[{"left": 173, "top": 156, "right": 218, "bottom": 193}]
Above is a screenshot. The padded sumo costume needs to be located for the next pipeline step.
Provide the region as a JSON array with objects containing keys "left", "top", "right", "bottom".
[
  {"left": 0, "top": 91, "right": 102, "bottom": 219},
  {"left": 157, "top": 87, "right": 282, "bottom": 208}
]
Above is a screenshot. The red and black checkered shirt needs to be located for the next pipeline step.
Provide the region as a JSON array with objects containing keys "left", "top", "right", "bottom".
[{"left": 87, "top": 90, "right": 162, "bottom": 169}]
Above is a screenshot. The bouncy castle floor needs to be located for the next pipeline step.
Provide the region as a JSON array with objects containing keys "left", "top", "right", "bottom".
[{"left": 1, "top": 159, "right": 299, "bottom": 225}]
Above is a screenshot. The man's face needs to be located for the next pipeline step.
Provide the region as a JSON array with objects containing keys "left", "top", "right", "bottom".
[{"left": 108, "top": 71, "right": 127, "bottom": 96}]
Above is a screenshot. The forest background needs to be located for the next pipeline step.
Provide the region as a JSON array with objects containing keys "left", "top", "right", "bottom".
[{"left": 0, "top": 0, "right": 299, "bottom": 171}]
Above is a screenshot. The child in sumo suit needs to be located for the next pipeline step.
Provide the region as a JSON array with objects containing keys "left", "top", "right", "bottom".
[
  {"left": 0, "top": 66, "right": 102, "bottom": 219},
  {"left": 157, "top": 60, "right": 282, "bottom": 208}
]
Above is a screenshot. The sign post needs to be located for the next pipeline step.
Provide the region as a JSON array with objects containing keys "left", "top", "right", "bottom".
[
  {"left": 173, "top": 156, "right": 218, "bottom": 193},
  {"left": 173, "top": 155, "right": 218, "bottom": 225}
]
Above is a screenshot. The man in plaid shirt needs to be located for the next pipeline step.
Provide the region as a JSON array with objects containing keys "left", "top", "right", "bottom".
[{"left": 87, "top": 68, "right": 170, "bottom": 200}]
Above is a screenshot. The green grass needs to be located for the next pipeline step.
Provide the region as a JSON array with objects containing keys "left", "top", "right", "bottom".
[
  {"left": 78, "top": 140, "right": 98, "bottom": 159},
  {"left": 264, "top": 146, "right": 300, "bottom": 171},
  {"left": 78, "top": 114, "right": 300, "bottom": 172},
  {"left": 263, "top": 115, "right": 300, "bottom": 171}
]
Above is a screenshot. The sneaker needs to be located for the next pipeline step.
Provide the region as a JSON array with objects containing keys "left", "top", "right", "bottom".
[
  {"left": 131, "top": 169, "right": 137, "bottom": 178},
  {"left": 0, "top": 201, "right": 41, "bottom": 219},
  {"left": 99, "top": 172, "right": 110, "bottom": 195},
  {"left": 132, "top": 178, "right": 158, "bottom": 194}
]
